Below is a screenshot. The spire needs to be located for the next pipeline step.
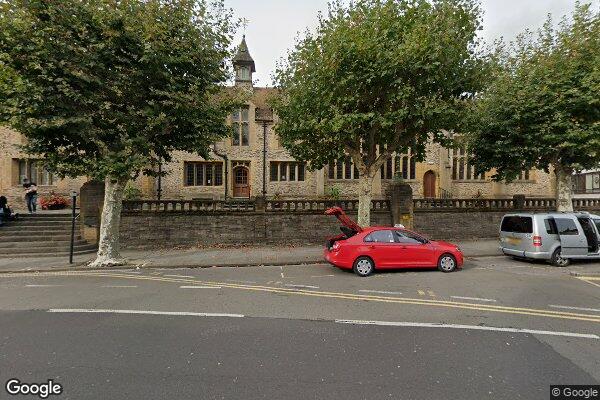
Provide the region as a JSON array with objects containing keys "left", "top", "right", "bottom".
[{"left": 233, "top": 35, "right": 256, "bottom": 73}]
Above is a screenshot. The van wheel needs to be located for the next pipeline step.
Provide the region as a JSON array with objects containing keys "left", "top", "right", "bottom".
[
  {"left": 551, "top": 247, "right": 570, "bottom": 267},
  {"left": 353, "top": 257, "right": 375, "bottom": 277},
  {"left": 438, "top": 254, "right": 457, "bottom": 273}
]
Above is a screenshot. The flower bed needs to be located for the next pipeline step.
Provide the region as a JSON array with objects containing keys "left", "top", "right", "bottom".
[{"left": 40, "top": 194, "right": 70, "bottom": 210}]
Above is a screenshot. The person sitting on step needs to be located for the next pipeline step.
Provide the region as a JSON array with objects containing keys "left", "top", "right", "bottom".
[{"left": 0, "top": 196, "right": 18, "bottom": 227}]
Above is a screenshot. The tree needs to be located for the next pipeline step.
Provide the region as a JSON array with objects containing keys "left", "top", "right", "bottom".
[
  {"left": 466, "top": 3, "right": 600, "bottom": 212},
  {"left": 0, "top": 0, "right": 238, "bottom": 266},
  {"left": 271, "top": 0, "right": 486, "bottom": 226}
]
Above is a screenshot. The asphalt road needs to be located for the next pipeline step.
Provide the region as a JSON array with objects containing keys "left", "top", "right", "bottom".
[
  {"left": 0, "top": 256, "right": 599, "bottom": 399},
  {"left": 1, "top": 311, "right": 596, "bottom": 400}
]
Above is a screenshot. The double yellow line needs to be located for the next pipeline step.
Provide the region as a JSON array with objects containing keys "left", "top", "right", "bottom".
[{"left": 9, "top": 270, "right": 599, "bottom": 324}]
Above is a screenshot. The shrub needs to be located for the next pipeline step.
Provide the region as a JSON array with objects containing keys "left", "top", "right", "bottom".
[
  {"left": 328, "top": 185, "right": 341, "bottom": 201},
  {"left": 39, "top": 193, "right": 70, "bottom": 210},
  {"left": 123, "top": 183, "right": 142, "bottom": 200}
]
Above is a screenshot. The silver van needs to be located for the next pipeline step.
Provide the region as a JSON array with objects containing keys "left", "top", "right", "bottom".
[{"left": 499, "top": 212, "right": 600, "bottom": 266}]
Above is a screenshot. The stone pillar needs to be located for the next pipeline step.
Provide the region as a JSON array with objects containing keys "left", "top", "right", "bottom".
[
  {"left": 389, "top": 182, "right": 413, "bottom": 229},
  {"left": 255, "top": 196, "right": 266, "bottom": 213},
  {"left": 315, "top": 168, "right": 325, "bottom": 197},
  {"left": 79, "top": 180, "right": 105, "bottom": 244},
  {"left": 513, "top": 194, "right": 525, "bottom": 210}
]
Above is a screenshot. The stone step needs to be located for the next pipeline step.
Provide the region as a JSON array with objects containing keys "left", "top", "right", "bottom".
[
  {"left": 0, "top": 240, "right": 90, "bottom": 249},
  {"left": 0, "top": 230, "right": 83, "bottom": 237},
  {"left": 17, "top": 213, "right": 72, "bottom": 221},
  {"left": 4, "top": 222, "right": 74, "bottom": 228},
  {"left": 0, "top": 243, "right": 97, "bottom": 255},
  {"left": 0, "top": 235, "right": 83, "bottom": 243},
  {"left": 0, "top": 248, "right": 97, "bottom": 258},
  {"left": 0, "top": 224, "right": 76, "bottom": 232}
]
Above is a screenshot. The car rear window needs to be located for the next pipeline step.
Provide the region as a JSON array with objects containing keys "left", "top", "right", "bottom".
[
  {"left": 554, "top": 218, "right": 579, "bottom": 235},
  {"left": 594, "top": 219, "right": 600, "bottom": 233},
  {"left": 500, "top": 216, "right": 533, "bottom": 233},
  {"left": 364, "top": 230, "right": 394, "bottom": 243}
]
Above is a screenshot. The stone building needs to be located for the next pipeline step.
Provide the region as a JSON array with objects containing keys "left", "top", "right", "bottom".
[
  {"left": 0, "top": 126, "right": 86, "bottom": 211},
  {"left": 1, "top": 37, "right": 557, "bottom": 206},
  {"left": 149, "top": 37, "right": 556, "bottom": 201}
]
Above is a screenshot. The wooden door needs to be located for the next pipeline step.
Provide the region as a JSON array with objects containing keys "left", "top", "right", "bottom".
[
  {"left": 423, "top": 170, "right": 436, "bottom": 198},
  {"left": 233, "top": 167, "right": 250, "bottom": 198}
]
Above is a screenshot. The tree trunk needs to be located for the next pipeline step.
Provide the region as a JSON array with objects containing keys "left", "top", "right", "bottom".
[
  {"left": 555, "top": 165, "right": 574, "bottom": 212},
  {"left": 89, "top": 176, "right": 127, "bottom": 268},
  {"left": 357, "top": 172, "right": 375, "bottom": 227}
]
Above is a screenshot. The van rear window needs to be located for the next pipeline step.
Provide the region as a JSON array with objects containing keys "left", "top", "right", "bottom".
[
  {"left": 501, "top": 216, "right": 533, "bottom": 233},
  {"left": 544, "top": 218, "right": 558, "bottom": 234},
  {"left": 554, "top": 218, "right": 579, "bottom": 235}
]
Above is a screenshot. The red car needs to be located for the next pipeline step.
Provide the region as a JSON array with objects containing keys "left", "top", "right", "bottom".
[{"left": 323, "top": 207, "right": 463, "bottom": 276}]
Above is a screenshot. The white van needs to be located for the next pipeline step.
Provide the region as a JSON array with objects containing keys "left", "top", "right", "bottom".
[{"left": 499, "top": 212, "right": 600, "bottom": 266}]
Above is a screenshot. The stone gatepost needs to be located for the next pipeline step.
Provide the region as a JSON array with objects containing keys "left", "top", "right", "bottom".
[
  {"left": 389, "top": 182, "right": 413, "bottom": 229},
  {"left": 255, "top": 196, "right": 266, "bottom": 213},
  {"left": 513, "top": 194, "right": 525, "bottom": 210},
  {"left": 79, "top": 180, "right": 105, "bottom": 244}
]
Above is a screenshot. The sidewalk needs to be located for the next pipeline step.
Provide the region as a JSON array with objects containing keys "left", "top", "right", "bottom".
[{"left": 0, "top": 239, "right": 502, "bottom": 273}]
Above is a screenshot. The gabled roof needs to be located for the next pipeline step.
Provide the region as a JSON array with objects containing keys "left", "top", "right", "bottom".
[{"left": 233, "top": 35, "right": 256, "bottom": 72}]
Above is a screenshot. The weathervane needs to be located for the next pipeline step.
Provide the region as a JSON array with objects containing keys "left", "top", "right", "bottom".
[{"left": 242, "top": 18, "right": 249, "bottom": 37}]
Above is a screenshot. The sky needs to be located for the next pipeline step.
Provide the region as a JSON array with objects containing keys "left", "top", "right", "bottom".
[{"left": 222, "top": 0, "right": 583, "bottom": 87}]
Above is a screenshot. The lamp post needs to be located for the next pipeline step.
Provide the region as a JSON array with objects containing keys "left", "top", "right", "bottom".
[{"left": 69, "top": 190, "right": 77, "bottom": 264}]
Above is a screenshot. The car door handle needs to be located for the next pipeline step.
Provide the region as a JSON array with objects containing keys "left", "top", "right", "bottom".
[{"left": 369, "top": 245, "right": 375, "bottom": 249}]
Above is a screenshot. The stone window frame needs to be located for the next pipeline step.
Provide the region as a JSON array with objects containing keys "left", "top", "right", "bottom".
[
  {"left": 514, "top": 169, "right": 536, "bottom": 183},
  {"left": 381, "top": 150, "right": 416, "bottom": 181},
  {"left": 451, "top": 148, "right": 486, "bottom": 182},
  {"left": 236, "top": 66, "right": 250, "bottom": 81},
  {"left": 184, "top": 161, "right": 223, "bottom": 187},
  {"left": 13, "top": 158, "right": 55, "bottom": 186},
  {"left": 328, "top": 157, "right": 359, "bottom": 180},
  {"left": 231, "top": 106, "right": 250, "bottom": 146},
  {"left": 270, "top": 161, "right": 306, "bottom": 182}
]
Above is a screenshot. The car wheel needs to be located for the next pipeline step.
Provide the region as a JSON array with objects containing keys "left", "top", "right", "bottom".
[
  {"left": 551, "top": 247, "right": 570, "bottom": 267},
  {"left": 353, "top": 256, "right": 374, "bottom": 277},
  {"left": 438, "top": 254, "right": 457, "bottom": 273}
]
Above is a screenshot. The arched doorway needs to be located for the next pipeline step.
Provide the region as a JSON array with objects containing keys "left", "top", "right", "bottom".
[
  {"left": 233, "top": 166, "right": 250, "bottom": 198},
  {"left": 423, "top": 170, "right": 436, "bottom": 198}
]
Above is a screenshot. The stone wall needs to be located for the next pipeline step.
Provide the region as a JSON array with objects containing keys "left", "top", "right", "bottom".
[
  {"left": 120, "top": 211, "right": 392, "bottom": 248},
  {"left": 414, "top": 210, "right": 506, "bottom": 240}
]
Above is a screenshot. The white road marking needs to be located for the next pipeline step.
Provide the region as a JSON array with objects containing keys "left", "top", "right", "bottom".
[
  {"left": 580, "top": 279, "right": 600, "bottom": 289},
  {"left": 284, "top": 284, "right": 319, "bottom": 289},
  {"left": 549, "top": 304, "right": 600, "bottom": 313},
  {"left": 101, "top": 285, "right": 138, "bottom": 288},
  {"left": 451, "top": 296, "right": 497, "bottom": 303},
  {"left": 335, "top": 320, "right": 599, "bottom": 340},
  {"left": 48, "top": 309, "right": 243, "bottom": 318},
  {"left": 359, "top": 290, "right": 403, "bottom": 295},
  {"left": 164, "top": 274, "right": 194, "bottom": 278},
  {"left": 226, "top": 279, "right": 257, "bottom": 284},
  {"left": 25, "top": 284, "right": 63, "bottom": 287},
  {"left": 179, "top": 286, "right": 222, "bottom": 289}
]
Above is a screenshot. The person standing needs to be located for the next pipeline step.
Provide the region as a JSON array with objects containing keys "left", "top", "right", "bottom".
[{"left": 22, "top": 178, "right": 38, "bottom": 213}]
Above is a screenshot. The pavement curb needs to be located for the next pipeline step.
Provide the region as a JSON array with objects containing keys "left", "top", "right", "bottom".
[
  {"left": 0, "top": 253, "right": 505, "bottom": 274},
  {"left": 0, "top": 259, "right": 327, "bottom": 274}
]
